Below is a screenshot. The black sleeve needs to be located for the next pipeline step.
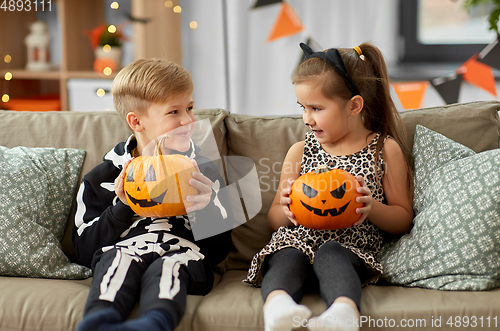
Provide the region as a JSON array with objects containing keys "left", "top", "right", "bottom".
[{"left": 71, "top": 162, "right": 136, "bottom": 268}]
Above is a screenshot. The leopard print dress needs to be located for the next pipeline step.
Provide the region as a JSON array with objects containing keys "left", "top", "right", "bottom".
[{"left": 244, "top": 131, "right": 387, "bottom": 287}]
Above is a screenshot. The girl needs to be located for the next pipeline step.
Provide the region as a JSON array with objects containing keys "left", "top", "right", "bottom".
[{"left": 244, "top": 43, "right": 414, "bottom": 331}]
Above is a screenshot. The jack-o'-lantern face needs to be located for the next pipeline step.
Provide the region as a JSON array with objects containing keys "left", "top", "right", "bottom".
[
  {"left": 289, "top": 167, "right": 362, "bottom": 230},
  {"left": 124, "top": 154, "right": 198, "bottom": 218}
]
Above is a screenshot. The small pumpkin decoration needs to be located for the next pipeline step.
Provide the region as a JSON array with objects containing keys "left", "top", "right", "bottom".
[
  {"left": 289, "top": 165, "right": 363, "bottom": 230},
  {"left": 124, "top": 136, "right": 198, "bottom": 218}
]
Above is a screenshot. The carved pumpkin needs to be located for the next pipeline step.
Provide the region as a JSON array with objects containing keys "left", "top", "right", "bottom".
[
  {"left": 289, "top": 165, "right": 362, "bottom": 230},
  {"left": 124, "top": 137, "right": 197, "bottom": 218}
]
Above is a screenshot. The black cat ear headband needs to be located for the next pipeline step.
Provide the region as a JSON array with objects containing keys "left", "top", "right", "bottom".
[{"left": 299, "top": 42, "right": 361, "bottom": 97}]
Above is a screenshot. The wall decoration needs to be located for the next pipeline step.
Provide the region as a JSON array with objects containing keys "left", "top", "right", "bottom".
[
  {"left": 431, "top": 73, "right": 464, "bottom": 105},
  {"left": 252, "top": 0, "right": 283, "bottom": 9},
  {"left": 478, "top": 38, "right": 500, "bottom": 69},
  {"left": 460, "top": 54, "right": 497, "bottom": 97},
  {"left": 266, "top": 2, "right": 304, "bottom": 43},
  {"left": 392, "top": 81, "right": 429, "bottom": 110},
  {"left": 392, "top": 37, "right": 499, "bottom": 109}
]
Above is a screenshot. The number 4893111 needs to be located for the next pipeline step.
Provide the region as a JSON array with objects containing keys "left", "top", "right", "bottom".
[{"left": 1, "top": 0, "right": 52, "bottom": 11}]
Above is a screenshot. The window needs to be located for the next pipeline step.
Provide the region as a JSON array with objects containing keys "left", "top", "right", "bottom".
[{"left": 399, "top": 0, "right": 497, "bottom": 63}]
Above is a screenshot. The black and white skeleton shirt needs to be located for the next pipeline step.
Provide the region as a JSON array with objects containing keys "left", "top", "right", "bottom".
[{"left": 72, "top": 135, "right": 233, "bottom": 269}]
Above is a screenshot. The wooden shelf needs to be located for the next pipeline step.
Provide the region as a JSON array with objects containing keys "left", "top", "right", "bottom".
[
  {"left": 0, "top": 69, "right": 61, "bottom": 80},
  {"left": 1, "top": 0, "right": 182, "bottom": 111},
  {"left": 65, "top": 71, "right": 117, "bottom": 80}
]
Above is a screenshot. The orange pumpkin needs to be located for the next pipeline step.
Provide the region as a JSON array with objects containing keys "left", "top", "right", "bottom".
[
  {"left": 124, "top": 137, "right": 197, "bottom": 217},
  {"left": 289, "top": 165, "right": 363, "bottom": 230}
]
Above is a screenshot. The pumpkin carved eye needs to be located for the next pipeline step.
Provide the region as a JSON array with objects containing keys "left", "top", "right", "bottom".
[
  {"left": 302, "top": 183, "right": 318, "bottom": 198},
  {"left": 330, "top": 183, "right": 346, "bottom": 199},
  {"left": 145, "top": 165, "right": 156, "bottom": 182},
  {"left": 126, "top": 165, "right": 134, "bottom": 182}
]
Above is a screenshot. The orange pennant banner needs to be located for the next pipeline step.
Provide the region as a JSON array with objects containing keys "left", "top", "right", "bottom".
[
  {"left": 392, "top": 81, "right": 429, "bottom": 110},
  {"left": 266, "top": 2, "right": 304, "bottom": 43},
  {"left": 460, "top": 55, "right": 497, "bottom": 97}
]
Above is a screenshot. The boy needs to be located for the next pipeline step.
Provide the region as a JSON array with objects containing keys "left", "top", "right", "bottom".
[{"left": 72, "top": 58, "right": 233, "bottom": 331}]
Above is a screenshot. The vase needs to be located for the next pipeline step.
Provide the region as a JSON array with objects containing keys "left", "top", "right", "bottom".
[{"left": 93, "top": 46, "right": 122, "bottom": 74}]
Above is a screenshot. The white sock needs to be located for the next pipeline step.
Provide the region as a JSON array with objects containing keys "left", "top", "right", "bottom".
[
  {"left": 308, "top": 302, "right": 359, "bottom": 331},
  {"left": 263, "top": 293, "right": 312, "bottom": 331}
]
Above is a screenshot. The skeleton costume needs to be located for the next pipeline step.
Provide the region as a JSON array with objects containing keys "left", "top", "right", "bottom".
[{"left": 72, "top": 135, "right": 232, "bottom": 326}]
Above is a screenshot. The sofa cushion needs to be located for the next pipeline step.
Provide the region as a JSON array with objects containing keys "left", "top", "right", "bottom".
[
  {"left": 193, "top": 270, "right": 325, "bottom": 331},
  {"left": 400, "top": 101, "right": 500, "bottom": 153},
  {"left": 0, "top": 276, "right": 200, "bottom": 331},
  {"left": 224, "top": 114, "right": 309, "bottom": 270},
  {"left": 379, "top": 126, "right": 500, "bottom": 290},
  {"left": 0, "top": 277, "right": 92, "bottom": 331},
  {"left": 411, "top": 125, "right": 476, "bottom": 213},
  {"left": 193, "top": 269, "right": 500, "bottom": 331},
  {"left": 0, "top": 146, "right": 91, "bottom": 279}
]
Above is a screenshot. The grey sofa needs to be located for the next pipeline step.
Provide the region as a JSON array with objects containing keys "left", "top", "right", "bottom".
[{"left": 0, "top": 100, "right": 499, "bottom": 331}]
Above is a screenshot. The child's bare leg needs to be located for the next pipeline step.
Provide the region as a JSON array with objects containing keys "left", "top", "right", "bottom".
[{"left": 263, "top": 289, "right": 311, "bottom": 331}]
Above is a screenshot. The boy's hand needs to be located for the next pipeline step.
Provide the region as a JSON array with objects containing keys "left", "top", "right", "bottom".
[
  {"left": 353, "top": 175, "right": 373, "bottom": 226},
  {"left": 281, "top": 178, "right": 299, "bottom": 226},
  {"left": 185, "top": 160, "right": 213, "bottom": 213},
  {"left": 115, "top": 159, "right": 132, "bottom": 206}
]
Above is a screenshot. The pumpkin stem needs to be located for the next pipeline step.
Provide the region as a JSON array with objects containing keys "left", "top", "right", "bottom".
[
  {"left": 315, "top": 164, "right": 328, "bottom": 174},
  {"left": 154, "top": 135, "right": 170, "bottom": 156}
]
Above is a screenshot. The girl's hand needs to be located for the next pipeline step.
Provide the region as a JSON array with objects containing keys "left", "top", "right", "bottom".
[
  {"left": 115, "top": 159, "right": 132, "bottom": 206},
  {"left": 280, "top": 178, "right": 299, "bottom": 226},
  {"left": 185, "top": 160, "right": 213, "bottom": 213},
  {"left": 353, "top": 175, "right": 373, "bottom": 226}
]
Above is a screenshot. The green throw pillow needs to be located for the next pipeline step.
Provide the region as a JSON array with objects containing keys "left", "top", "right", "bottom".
[
  {"left": 0, "top": 146, "right": 91, "bottom": 279},
  {"left": 378, "top": 125, "right": 500, "bottom": 290}
]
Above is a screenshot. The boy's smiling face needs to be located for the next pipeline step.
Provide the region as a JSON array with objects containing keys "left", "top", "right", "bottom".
[{"left": 131, "top": 92, "right": 196, "bottom": 155}]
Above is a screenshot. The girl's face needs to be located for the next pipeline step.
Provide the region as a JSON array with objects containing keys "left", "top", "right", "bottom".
[{"left": 295, "top": 81, "right": 351, "bottom": 147}]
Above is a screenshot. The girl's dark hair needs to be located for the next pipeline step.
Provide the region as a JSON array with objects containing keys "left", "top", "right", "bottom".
[{"left": 292, "top": 42, "right": 414, "bottom": 193}]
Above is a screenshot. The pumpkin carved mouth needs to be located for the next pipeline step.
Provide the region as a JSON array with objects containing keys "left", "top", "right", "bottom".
[
  {"left": 300, "top": 200, "right": 350, "bottom": 217},
  {"left": 126, "top": 189, "right": 168, "bottom": 208}
]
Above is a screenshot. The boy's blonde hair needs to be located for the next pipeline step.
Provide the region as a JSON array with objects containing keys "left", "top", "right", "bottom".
[{"left": 112, "top": 58, "right": 193, "bottom": 124}]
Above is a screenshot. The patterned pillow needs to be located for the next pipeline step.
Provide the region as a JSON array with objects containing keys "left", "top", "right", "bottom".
[
  {"left": 378, "top": 126, "right": 500, "bottom": 290},
  {"left": 0, "top": 146, "right": 91, "bottom": 279}
]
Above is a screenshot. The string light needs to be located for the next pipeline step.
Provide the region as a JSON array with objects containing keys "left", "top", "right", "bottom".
[
  {"left": 4, "top": 72, "right": 12, "bottom": 80},
  {"left": 103, "top": 67, "right": 113, "bottom": 75},
  {"left": 189, "top": 21, "right": 198, "bottom": 29},
  {"left": 110, "top": 1, "right": 119, "bottom": 9},
  {"left": 173, "top": 5, "right": 181, "bottom": 13},
  {"left": 103, "top": 44, "right": 112, "bottom": 52},
  {"left": 2, "top": 94, "right": 9, "bottom": 103},
  {"left": 4, "top": 55, "right": 11, "bottom": 63},
  {"left": 164, "top": 1, "right": 173, "bottom": 8},
  {"left": 108, "top": 25, "right": 117, "bottom": 33},
  {"left": 96, "top": 88, "right": 106, "bottom": 97}
]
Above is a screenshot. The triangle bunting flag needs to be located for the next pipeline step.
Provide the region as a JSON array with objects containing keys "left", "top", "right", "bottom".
[
  {"left": 478, "top": 38, "right": 500, "bottom": 70},
  {"left": 252, "top": 0, "right": 283, "bottom": 9},
  {"left": 431, "top": 73, "right": 463, "bottom": 105},
  {"left": 266, "top": 2, "right": 304, "bottom": 43},
  {"left": 460, "top": 55, "right": 497, "bottom": 97},
  {"left": 392, "top": 81, "right": 429, "bottom": 110}
]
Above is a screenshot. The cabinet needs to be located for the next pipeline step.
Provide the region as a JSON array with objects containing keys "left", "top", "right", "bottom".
[{"left": 0, "top": 0, "right": 181, "bottom": 111}]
